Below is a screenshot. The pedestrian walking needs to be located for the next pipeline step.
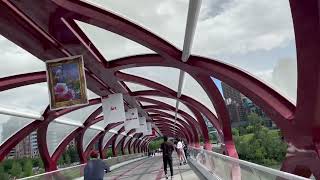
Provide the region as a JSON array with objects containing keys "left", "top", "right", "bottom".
[
  {"left": 84, "top": 150, "right": 110, "bottom": 180},
  {"left": 160, "top": 136, "right": 174, "bottom": 179}
]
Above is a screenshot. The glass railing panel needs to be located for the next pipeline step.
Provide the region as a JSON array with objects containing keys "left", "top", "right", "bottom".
[
  {"left": 20, "top": 153, "right": 146, "bottom": 180},
  {"left": 188, "top": 147, "right": 309, "bottom": 180}
]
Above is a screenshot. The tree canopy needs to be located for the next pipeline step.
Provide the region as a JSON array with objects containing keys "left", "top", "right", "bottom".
[{"left": 233, "top": 113, "right": 287, "bottom": 167}]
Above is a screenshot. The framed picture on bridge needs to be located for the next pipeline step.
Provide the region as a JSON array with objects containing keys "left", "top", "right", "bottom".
[{"left": 46, "top": 55, "right": 88, "bottom": 110}]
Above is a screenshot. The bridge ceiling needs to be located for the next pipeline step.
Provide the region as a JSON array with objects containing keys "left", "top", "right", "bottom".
[{"left": 2, "top": 0, "right": 318, "bottom": 163}]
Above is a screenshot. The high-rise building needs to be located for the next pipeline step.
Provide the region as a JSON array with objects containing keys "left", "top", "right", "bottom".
[
  {"left": 221, "top": 82, "right": 247, "bottom": 126},
  {"left": 15, "top": 135, "right": 31, "bottom": 158},
  {"left": 30, "top": 131, "right": 39, "bottom": 158},
  {"left": 2, "top": 116, "right": 39, "bottom": 158},
  {"left": 221, "top": 82, "right": 274, "bottom": 128},
  {"left": 6, "top": 132, "right": 39, "bottom": 159},
  {"left": 241, "top": 95, "right": 274, "bottom": 127}
]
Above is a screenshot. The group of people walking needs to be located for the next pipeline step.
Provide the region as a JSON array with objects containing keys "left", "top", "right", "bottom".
[
  {"left": 82, "top": 136, "right": 188, "bottom": 180},
  {"left": 160, "top": 136, "right": 189, "bottom": 179}
]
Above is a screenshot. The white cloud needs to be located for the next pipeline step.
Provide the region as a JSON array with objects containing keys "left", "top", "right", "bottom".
[
  {"left": 76, "top": 21, "right": 154, "bottom": 61},
  {"left": 121, "top": 66, "right": 180, "bottom": 91},
  {"left": 84, "top": 0, "right": 189, "bottom": 49},
  {"left": 194, "top": 0, "right": 294, "bottom": 56},
  {"left": 251, "top": 58, "right": 297, "bottom": 104},
  {"left": 271, "top": 58, "right": 297, "bottom": 103},
  {"left": 0, "top": 36, "right": 45, "bottom": 78},
  {"left": 0, "top": 0, "right": 298, "bottom": 138},
  {"left": 0, "top": 83, "right": 49, "bottom": 113}
]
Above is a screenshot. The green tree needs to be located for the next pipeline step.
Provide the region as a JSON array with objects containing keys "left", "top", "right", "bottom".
[
  {"left": 149, "top": 138, "right": 163, "bottom": 151},
  {"left": 58, "top": 156, "right": 65, "bottom": 166},
  {"left": 234, "top": 112, "right": 287, "bottom": 167},
  {"left": 199, "top": 136, "right": 204, "bottom": 144},
  {"left": 64, "top": 153, "right": 71, "bottom": 165},
  {"left": 210, "top": 133, "right": 218, "bottom": 143},
  {"left": 0, "top": 165, "right": 10, "bottom": 180},
  {"left": 23, "top": 159, "right": 33, "bottom": 177},
  {"left": 32, "top": 158, "right": 44, "bottom": 168},
  {"left": 10, "top": 161, "right": 22, "bottom": 178},
  {"left": 67, "top": 147, "right": 79, "bottom": 163},
  {"left": 3, "top": 159, "right": 13, "bottom": 172},
  {"left": 105, "top": 148, "right": 113, "bottom": 157},
  {"left": 232, "top": 128, "right": 239, "bottom": 136}
]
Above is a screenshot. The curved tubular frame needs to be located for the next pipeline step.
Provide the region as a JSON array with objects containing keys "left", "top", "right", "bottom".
[
  {"left": 138, "top": 97, "right": 201, "bottom": 141},
  {"left": 153, "top": 117, "right": 194, "bottom": 144},
  {"left": 124, "top": 137, "right": 134, "bottom": 154},
  {"left": 16, "top": 99, "right": 100, "bottom": 171},
  {"left": 111, "top": 127, "right": 125, "bottom": 157},
  {"left": 146, "top": 109, "right": 196, "bottom": 141},
  {"left": 98, "top": 122, "right": 124, "bottom": 159},
  {"left": 119, "top": 129, "right": 136, "bottom": 155},
  {"left": 116, "top": 72, "right": 222, "bottom": 131},
  {"left": 2, "top": 0, "right": 320, "bottom": 177},
  {"left": 0, "top": 71, "right": 46, "bottom": 91},
  {"left": 155, "top": 121, "right": 190, "bottom": 142},
  {"left": 157, "top": 125, "right": 185, "bottom": 138},
  {"left": 153, "top": 118, "right": 192, "bottom": 143},
  {"left": 139, "top": 97, "right": 201, "bottom": 132},
  {"left": 52, "top": 107, "right": 103, "bottom": 162},
  {"left": 85, "top": 122, "right": 124, "bottom": 157},
  {"left": 136, "top": 91, "right": 212, "bottom": 148}
]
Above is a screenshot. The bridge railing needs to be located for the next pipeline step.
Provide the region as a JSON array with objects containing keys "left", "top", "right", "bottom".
[
  {"left": 19, "top": 153, "right": 146, "bottom": 180},
  {"left": 188, "top": 147, "right": 309, "bottom": 180}
]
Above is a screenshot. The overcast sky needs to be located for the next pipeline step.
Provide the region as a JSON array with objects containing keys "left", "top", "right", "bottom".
[{"left": 0, "top": 0, "right": 297, "bottom": 144}]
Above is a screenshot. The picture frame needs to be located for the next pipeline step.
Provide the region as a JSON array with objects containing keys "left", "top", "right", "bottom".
[{"left": 46, "top": 55, "right": 88, "bottom": 110}]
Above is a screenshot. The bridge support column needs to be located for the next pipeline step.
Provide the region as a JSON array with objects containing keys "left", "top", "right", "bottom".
[
  {"left": 279, "top": 151, "right": 320, "bottom": 179},
  {"left": 194, "top": 142, "right": 200, "bottom": 148},
  {"left": 204, "top": 143, "right": 212, "bottom": 151},
  {"left": 224, "top": 141, "right": 238, "bottom": 158}
]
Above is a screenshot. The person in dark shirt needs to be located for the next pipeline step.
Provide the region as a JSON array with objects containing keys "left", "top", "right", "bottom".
[
  {"left": 160, "top": 136, "right": 174, "bottom": 179},
  {"left": 84, "top": 150, "right": 110, "bottom": 180}
]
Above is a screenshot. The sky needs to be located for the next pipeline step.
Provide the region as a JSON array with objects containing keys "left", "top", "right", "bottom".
[{"left": 0, "top": 0, "right": 297, "bottom": 145}]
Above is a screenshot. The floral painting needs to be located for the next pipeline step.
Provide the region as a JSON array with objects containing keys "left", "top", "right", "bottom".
[{"left": 46, "top": 55, "right": 88, "bottom": 110}]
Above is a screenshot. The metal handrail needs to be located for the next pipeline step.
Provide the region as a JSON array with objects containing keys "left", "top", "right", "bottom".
[
  {"left": 18, "top": 153, "right": 145, "bottom": 180},
  {"left": 189, "top": 147, "right": 309, "bottom": 180}
]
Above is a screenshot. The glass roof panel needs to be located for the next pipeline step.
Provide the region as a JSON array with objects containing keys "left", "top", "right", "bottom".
[
  {"left": 141, "top": 96, "right": 177, "bottom": 108},
  {"left": 46, "top": 122, "right": 78, "bottom": 156},
  {"left": 97, "top": 112, "right": 103, "bottom": 118},
  {"left": 120, "top": 66, "right": 180, "bottom": 92},
  {"left": 88, "top": 89, "right": 100, "bottom": 99},
  {"left": 148, "top": 108, "right": 186, "bottom": 120},
  {"left": 0, "top": 35, "right": 45, "bottom": 79},
  {"left": 103, "top": 132, "right": 114, "bottom": 148},
  {"left": 193, "top": 0, "right": 297, "bottom": 104},
  {"left": 140, "top": 101, "right": 156, "bottom": 106},
  {"left": 115, "top": 134, "right": 125, "bottom": 147},
  {"left": 182, "top": 73, "right": 217, "bottom": 116},
  {"left": 83, "top": 129, "right": 101, "bottom": 151},
  {"left": 178, "top": 101, "right": 196, "bottom": 120},
  {"left": 0, "top": 115, "right": 35, "bottom": 146},
  {"left": 154, "top": 109, "right": 175, "bottom": 117},
  {"left": 123, "top": 136, "right": 131, "bottom": 147},
  {"left": 93, "top": 120, "right": 108, "bottom": 129},
  {"left": 0, "top": 83, "right": 49, "bottom": 114},
  {"left": 76, "top": 21, "right": 154, "bottom": 61},
  {"left": 154, "top": 117, "right": 183, "bottom": 126},
  {"left": 84, "top": 0, "right": 188, "bottom": 48},
  {"left": 123, "top": 81, "right": 153, "bottom": 92},
  {"left": 60, "top": 104, "right": 101, "bottom": 124},
  {"left": 109, "top": 124, "right": 123, "bottom": 133}
]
